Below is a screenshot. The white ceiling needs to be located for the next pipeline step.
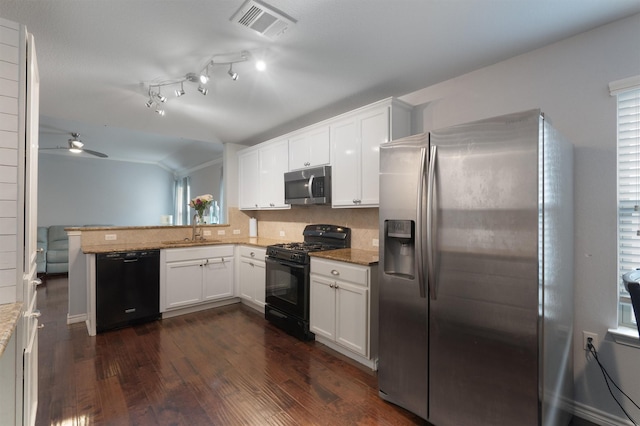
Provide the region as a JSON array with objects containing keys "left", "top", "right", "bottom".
[{"left": 2, "top": 0, "right": 640, "bottom": 173}]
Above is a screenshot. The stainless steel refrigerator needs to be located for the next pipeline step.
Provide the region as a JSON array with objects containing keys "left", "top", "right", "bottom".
[{"left": 378, "top": 109, "right": 574, "bottom": 425}]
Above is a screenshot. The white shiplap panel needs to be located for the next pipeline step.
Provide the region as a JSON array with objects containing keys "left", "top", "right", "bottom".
[
  {"left": 0, "top": 268, "right": 16, "bottom": 287},
  {"left": 0, "top": 284, "right": 15, "bottom": 304},
  {"left": 0, "top": 200, "right": 17, "bottom": 217},
  {"left": 0, "top": 95, "right": 17, "bottom": 114},
  {"left": 0, "top": 61, "right": 18, "bottom": 81},
  {"left": 0, "top": 130, "right": 18, "bottom": 149},
  {"left": 0, "top": 113, "right": 17, "bottom": 132},
  {"left": 0, "top": 217, "right": 17, "bottom": 234},
  {"left": 0, "top": 78, "right": 19, "bottom": 99},
  {"left": 0, "top": 165, "right": 16, "bottom": 183},
  {"left": 0, "top": 235, "right": 16, "bottom": 250},
  {"left": 0, "top": 148, "right": 17, "bottom": 167},
  {"left": 0, "top": 16, "right": 19, "bottom": 31},
  {"left": 0, "top": 44, "right": 18, "bottom": 65},
  {"left": 0, "top": 251, "right": 16, "bottom": 269},
  {"left": 0, "top": 183, "right": 17, "bottom": 201}
]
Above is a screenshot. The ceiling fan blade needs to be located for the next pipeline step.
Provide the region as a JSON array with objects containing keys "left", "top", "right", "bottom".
[{"left": 82, "top": 148, "right": 108, "bottom": 158}]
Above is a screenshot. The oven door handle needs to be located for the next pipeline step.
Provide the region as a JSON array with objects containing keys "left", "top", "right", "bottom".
[{"left": 266, "top": 256, "right": 307, "bottom": 270}]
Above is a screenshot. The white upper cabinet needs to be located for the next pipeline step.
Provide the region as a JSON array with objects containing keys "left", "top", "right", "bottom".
[
  {"left": 288, "top": 125, "right": 330, "bottom": 171},
  {"left": 238, "top": 139, "right": 289, "bottom": 210},
  {"left": 331, "top": 99, "right": 412, "bottom": 208}
]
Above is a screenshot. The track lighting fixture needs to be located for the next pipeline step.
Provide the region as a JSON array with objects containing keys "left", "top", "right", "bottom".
[
  {"left": 143, "top": 50, "right": 263, "bottom": 115},
  {"left": 228, "top": 64, "right": 239, "bottom": 81}
]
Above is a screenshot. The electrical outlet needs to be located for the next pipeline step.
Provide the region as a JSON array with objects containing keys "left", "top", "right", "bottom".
[
  {"left": 233, "top": 229, "right": 241, "bottom": 235},
  {"left": 372, "top": 238, "right": 379, "bottom": 247},
  {"left": 203, "top": 230, "right": 212, "bottom": 236},
  {"left": 104, "top": 234, "right": 117, "bottom": 241},
  {"left": 583, "top": 331, "right": 598, "bottom": 351},
  {"left": 217, "top": 230, "right": 226, "bottom": 235},
  {"left": 279, "top": 231, "right": 285, "bottom": 237}
]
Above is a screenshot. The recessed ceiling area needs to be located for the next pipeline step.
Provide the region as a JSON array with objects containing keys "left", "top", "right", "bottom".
[{"left": 2, "top": 0, "right": 639, "bottom": 173}]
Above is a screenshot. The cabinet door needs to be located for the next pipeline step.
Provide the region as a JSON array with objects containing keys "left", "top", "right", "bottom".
[
  {"left": 359, "top": 106, "right": 388, "bottom": 206},
  {"left": 309, "top": 275, "right": 336, "bottom": 340},
  {"left": 238, "top": 258, "right": 254, "bottom": 301},
  {"left": 289, "top": 127, "right": 330, "bottom": 170},
  {"left": 259, "top": 139, "right": 289, "bottom": 208},
  {"left": 335, "top": 280, "right": 369, "bottom": 357},
  {"left": 252, "top": 260, "right": 266, "bottom": 307},
  {"left": 165, "top": 260, "right": 203, "bottom": 309},
  {"left": 203, "top": 257, "right": 234, "bottom": 301},
  {"left": 330, "top": 117, "right": 360, "bottom": 207},
  {"left": 238, "top": 150, "right": 260, "bottom": 209}
]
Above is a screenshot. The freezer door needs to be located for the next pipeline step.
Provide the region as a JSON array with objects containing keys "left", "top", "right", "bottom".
[
  {"left": 427, "top": 110, "right": 541, "bottom": 426},
  {"left": 378, "top": 133, "right": 429, "bottom": 420}
]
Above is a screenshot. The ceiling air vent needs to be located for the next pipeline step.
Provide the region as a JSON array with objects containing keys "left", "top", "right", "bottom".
[{"left": 231, "top": 0, "right": 296, "bottom": 39}]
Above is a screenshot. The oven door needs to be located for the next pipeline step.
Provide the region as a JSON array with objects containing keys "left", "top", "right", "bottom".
[{"left": 265, "top": 256, "right": 309, "bottom": 319}]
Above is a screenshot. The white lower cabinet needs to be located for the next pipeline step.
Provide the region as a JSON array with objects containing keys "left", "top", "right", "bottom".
[
  {"left": 161, "top": 245, "right": 234, "bottom": 312},
  {"left": 237, "top": 246, "right": 266, "bottom": 311},
  {"left": 310, "top": 257, "right": 378, "bottom": 369}
]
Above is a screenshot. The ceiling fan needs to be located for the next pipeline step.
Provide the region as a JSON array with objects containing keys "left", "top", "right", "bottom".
[{"left": 40, "top": 133, "right": 108, "bottom": 158}]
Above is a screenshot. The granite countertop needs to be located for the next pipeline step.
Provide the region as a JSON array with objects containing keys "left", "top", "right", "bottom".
[
  {"left": 0, "top": 302, "right": 22, "bottom": 358},
  {"left": 310, "top": 248, "right": 379, "bottom": 266},
  {"left": 82, "top": 237, "right": 289, "bottom": 254}
]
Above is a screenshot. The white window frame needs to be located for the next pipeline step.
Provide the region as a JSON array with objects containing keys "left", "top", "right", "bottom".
[{"left": 612, "top": 75, "right": 640, "bottom": 346}]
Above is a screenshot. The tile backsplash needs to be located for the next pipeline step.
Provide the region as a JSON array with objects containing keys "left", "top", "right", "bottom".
[{"left": 230, "top": 206, "right": 379, "bottom": 251}]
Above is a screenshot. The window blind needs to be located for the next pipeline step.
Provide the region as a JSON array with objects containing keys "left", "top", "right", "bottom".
[{"left": 617, "top": 85, "right": 640, "bottom": 328}]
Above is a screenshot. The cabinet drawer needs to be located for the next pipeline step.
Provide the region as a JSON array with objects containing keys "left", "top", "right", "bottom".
[
  {"left": 311, "top": 258, "right": 368, "bottom": 286},
  {"left": 165, "top": 245, "right": 234, "bottom": 262},
  {"left": 239, "top": 246, "right": 266, "bottom": 260}
]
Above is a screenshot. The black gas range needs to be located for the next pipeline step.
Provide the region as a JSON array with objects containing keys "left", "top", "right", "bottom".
[{"left": 265, "top": 224, "right": 351, "bottom": 340}]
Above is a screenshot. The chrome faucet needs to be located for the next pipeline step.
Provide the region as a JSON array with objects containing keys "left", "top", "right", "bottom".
[{"left": 192, "top": 214, "right": 201, "bottom": 241}]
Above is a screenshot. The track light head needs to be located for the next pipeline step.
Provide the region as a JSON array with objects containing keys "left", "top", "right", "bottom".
[
  {"left": 156, "top": 92, "right": 167, "bottom": 103},
  {"left": 199, "top": 67, "right": 209, "bottom": 85},
  {"left": 198, "top": 85, "right": 208, "bottom": 95},
  {"left": 145, "top": 98, "right": 154, "bottom": 108},
  {"left": 228, "top": 64, "right": 239, "bottom": 81},
  {"left": 256, "top": 60, "right": 266, "bottom": 71},
  {"left": 175, "top": 82, "right": 185, "bottom": 97},
  {"left": 155, "top": 108, "right": 165, "bottom": 116}
]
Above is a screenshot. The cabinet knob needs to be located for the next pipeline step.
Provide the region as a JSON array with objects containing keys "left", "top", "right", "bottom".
[
  {"left": 250, "top": 252, "right": 255, "bottom": 257},
  {"left": 32, "top": 278, "right": 42, "bottom": 287},
  {"left": 38, "top": 324, "right": 45, "bottom": 330},
  {"left": 329, "top": 283, "right": 334, "bottom": 288},
  {"left": 335, "top": 284, "right": 339, "bottom": 289},
  {"left": 331, "top": 269, "right": 339, "bottom": 276},
  {"left": 37, "top": 247, "right": 44, "bottom": 253},
  {"left": 29, "top": 310, "right": 41, "bottom": 318}
]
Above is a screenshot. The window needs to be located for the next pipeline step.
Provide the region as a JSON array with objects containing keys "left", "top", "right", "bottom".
[{"left": 614, "top": 76, "right": 640, "bottom": 330}]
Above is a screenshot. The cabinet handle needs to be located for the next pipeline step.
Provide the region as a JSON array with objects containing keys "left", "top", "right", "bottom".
[
  {"left": 32, "top": 278, "right": 42, "bottom": 287},
  {"left": 250, "top": 252, "right": 255, "bottom": 257},
  {"left": 249, "top": 262, "right": 254, "bottom": 267},
  {"left": 37, "top": 247, "right": 44, "bottom": 253},
  {"left": 335, "top": 284, "right": 339, "bottom": 289},
  {"left": 329, "top": 283, "right": 334, "bottom": 288},
  {"left": 331, "top": 269, "right": 339, "bottom": 276},
  {"left": 29, "top": 310, "right": 41, "bottom": 318},
  {"left": 38, "top": 324, "right": 45, "bottom": 330}
]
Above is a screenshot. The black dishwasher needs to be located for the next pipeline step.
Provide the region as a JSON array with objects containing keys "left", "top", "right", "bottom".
[{"left": 96, "top": 250, "right": 160, "bottom": 333}]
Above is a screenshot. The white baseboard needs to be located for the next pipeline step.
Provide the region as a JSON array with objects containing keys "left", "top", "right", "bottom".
[
  {"left": 314, "top": 335, "right": 377, "bottom": 371},
  {"left": 66, "top": 313, "right": 87, "bottom": 325},
  {"left": 161, "top": 297, "right": 240, "bottom": 319},
  {"left": 573, "top": 401, "right": 635, "bottom": 426}
]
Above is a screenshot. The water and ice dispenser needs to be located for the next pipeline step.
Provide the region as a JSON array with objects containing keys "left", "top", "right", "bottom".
[{"left": 384, "top": 220, "right": 415, "bottom": 279}]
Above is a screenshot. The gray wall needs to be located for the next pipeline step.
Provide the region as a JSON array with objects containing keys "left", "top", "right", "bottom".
[
  {"left": 400, "top": 13, "right": 640, "bottom": 425},
  {"left": 38, "top": 154, "right": 174, "bottom": 226}
]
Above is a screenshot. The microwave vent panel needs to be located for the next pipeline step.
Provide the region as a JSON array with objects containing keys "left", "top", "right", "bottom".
[{"left": 231, "top": 0, "right": 296, "bottom": 39}]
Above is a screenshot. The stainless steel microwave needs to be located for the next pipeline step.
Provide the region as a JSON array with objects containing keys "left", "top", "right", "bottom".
[{"left": 284, "top": 165, "right": 331, "bottom": 205}]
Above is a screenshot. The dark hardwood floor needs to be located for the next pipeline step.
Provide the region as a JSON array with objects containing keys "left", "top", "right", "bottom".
[
  {"left": 34, "top": 276, "right": 597, "bottom": 426},
  {"left": 35, "top": 276, "right": 426, "bottom": 425}
]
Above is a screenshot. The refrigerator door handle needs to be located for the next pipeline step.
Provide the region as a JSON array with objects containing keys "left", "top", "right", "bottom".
[
  {"left": 426, "top": 145, "right": 437, "bottom": 300},
  {"left": 416, "top": 146, "right": 427, "bottom": 298}
]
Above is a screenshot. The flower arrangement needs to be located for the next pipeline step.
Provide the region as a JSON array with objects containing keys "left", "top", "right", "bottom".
[{"left": 189, "top": 194, "right": 213, "bottom": 222}]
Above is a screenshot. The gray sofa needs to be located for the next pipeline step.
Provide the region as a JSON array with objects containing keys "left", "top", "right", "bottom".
[{"left": 37, "top": 225, "right": 73, "bottom": 275}]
